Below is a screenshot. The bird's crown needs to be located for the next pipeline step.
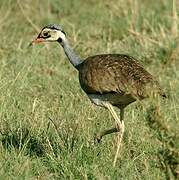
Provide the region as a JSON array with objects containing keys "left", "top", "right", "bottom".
[{"left": 43, "top": 24, "right": 63, "bottom": 31}]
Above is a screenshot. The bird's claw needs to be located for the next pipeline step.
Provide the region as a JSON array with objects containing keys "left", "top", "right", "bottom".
[{"left": 94, "top": 134, "right": 102, "bottom": 144}]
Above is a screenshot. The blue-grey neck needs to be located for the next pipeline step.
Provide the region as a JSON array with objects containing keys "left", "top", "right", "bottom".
[{"left": 58, "top": 39, "right": 82, "bottom": 69}]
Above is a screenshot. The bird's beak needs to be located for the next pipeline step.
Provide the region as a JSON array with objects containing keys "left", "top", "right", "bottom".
[{"left": 29, "top": 37, "right": 44, "bottom": 46}]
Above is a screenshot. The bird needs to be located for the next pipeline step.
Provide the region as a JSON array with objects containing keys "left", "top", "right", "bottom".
[{"left": 31, "top": 24, "right": 166, "bottom": 166}]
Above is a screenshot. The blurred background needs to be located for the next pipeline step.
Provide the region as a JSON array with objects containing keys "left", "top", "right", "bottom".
[{"left": 0, "top": 0, "right": 178, "bottom": 179}]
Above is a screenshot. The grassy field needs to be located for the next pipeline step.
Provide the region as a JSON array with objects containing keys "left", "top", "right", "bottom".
[{"left": 0, "top": 0, "right": 178, "bottom": 179}]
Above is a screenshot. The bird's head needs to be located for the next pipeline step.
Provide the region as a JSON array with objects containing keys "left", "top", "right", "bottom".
[{"left": 31, "top": 24, "right": 66, "bottom": 45}]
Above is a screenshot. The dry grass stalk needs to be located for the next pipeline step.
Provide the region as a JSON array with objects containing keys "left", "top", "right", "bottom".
[{"left": 171, "top": 0, "right": 178, "bottom": 37}]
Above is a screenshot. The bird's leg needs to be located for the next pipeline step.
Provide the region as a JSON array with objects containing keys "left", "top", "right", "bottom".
[
  {"left": 113, "top": 108, "right": 124, "bottom": 167},
  {"left": 95, "top": 127, "right": 118, "bottom": 143},
  {"left": 94, "top": 103, "right": 121, "bottom": 143},
  {"left": 102, "top": 102, "right": 125, "bottom": 167},
  {"left": 95, "top": 103, "right": 125, "bottom": 142}
]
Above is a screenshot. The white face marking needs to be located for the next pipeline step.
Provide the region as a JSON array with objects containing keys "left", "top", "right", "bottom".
[
  {"left": 56, "top": 30, "right": 66, "bottom": 41},
  {"left": 41, "top": 28, "right": 66, "bottom": 41}
]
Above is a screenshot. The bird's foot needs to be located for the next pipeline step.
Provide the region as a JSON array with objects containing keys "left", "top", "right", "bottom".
[{"left": 94, "top": 134, "right": 102, "bottom": 144}]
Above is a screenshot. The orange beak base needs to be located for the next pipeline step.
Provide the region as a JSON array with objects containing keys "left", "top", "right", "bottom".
[
  {"left": 32, "top": 38, "right": 45, "bottom": 44},
  {"left": 29, "top": 37, "right": 45, "bottom": 47}
]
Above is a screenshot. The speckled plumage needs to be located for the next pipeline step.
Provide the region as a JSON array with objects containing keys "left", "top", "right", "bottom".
[{"left": 78, "top": 54, "right": 165, "bottom": 108}]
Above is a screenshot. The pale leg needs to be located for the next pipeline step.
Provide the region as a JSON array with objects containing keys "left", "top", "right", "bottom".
[
  {"left": 102, "top": 102, "right": 125, "bottom": 167},
  {"left": 113, "top": 109, "right": 124, "bottom": 167}
]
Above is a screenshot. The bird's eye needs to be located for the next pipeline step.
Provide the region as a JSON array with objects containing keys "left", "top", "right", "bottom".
[{"left": 43, "top": 32, "right": 49, "bottom": 37}]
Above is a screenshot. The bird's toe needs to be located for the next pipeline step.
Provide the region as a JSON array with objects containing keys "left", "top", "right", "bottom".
[{"left": 94, "top": 134, "right": 102, "bottom": 144}]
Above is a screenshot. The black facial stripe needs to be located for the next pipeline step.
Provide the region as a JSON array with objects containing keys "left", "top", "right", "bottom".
[
  {"left": 37, "top": 33, "right": 41, "bottom": 38},
  {"left": 43, "top": 24, "right": 62, "bottom": 31},
  {"left": 57, "top": 37, "right": 62, "bottom": 43},
  {"left": 61, "top": 30, "right": 66, "bottom": 35},
  {"left": 51, "top": 27, "right": 60, "bottom": 30}
]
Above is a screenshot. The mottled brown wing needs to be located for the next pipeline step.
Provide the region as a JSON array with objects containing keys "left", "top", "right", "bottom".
[{"left": 78, "top": 54, "right": 163, "bottom": 98}]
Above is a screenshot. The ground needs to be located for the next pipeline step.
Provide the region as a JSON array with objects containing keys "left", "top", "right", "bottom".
[{"left": 0, "top": 0, "right": 178, "bottom": 179}]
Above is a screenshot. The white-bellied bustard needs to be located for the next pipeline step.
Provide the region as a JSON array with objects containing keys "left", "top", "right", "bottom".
[{"left": 31, "top": 24, "right": 166, "bottom": 166}]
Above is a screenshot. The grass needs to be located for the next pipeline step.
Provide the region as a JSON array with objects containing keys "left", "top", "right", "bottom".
[{"left": 0, "top": 0, "right": 178, "bottom": 179}]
